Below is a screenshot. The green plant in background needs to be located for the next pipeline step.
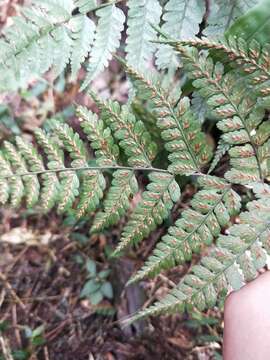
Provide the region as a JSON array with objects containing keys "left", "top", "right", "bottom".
[
  {"left": 0, "top": 105, "right": 21, "bottom": 136},
  {"left": 0, "top": 0, "right": 260, "bottom": 92},
  {"left": 1, "top": 0, "right": 270, "bottom": 326},
  {"left": 80, "top": 259, "right": 113, "bottom": 305},
  {"left": 24, "top": 325, "right": 46, "bottom": 348},
  {"left": 0, "top": 323, "right": 45, "bottom": 360}
]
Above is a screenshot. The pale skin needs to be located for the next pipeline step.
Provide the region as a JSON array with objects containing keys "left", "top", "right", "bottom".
[{"left": 223, "top": 271, "right": 270, "bottom": 360}]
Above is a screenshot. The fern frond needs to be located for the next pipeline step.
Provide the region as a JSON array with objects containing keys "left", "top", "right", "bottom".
[
  {"left": 15, "top": 136, "right": 60, "bottom": 211},
  {"left": 205, "top": 0, "right": 257, "bottom": 37},
  {"left": 52, "top": 26, "right": 73, "bottom": 78},
  {"left": 77, "top": 106, "right": 119, "bottom": 166},
  {"left": 0, "top": 1, "right": 125, "bottom": 90},
  {"left": 179, "top": 37, "right": 270, "bottom": 99},
  {"left": 166, "top": 43, "right": 269, "bottom": 184},
  {"left": 0, "top": 0, "right": 74, "bottom": 90},
  {"left": 78, "top": 106, "right": 140, "bottom": 232},
  {"left": 129, "top": 182, "right": 270, "bottom": 322},
  {"left": 91, "top": 169, "right": 139, "bottom": 233},
  {"left": 3, "top": 141, "right": 39, "bottom": 208},
  {"left": 120, "top": 61, "right": 213, "bottom": 175},
  {"left": 90, "top": 92, "right": 158, "bottom": 167},
  {"left": 113, "top": 172, "right": 180, "bottom": 256},
  {"left": 208, "top": 140, "right": 230, "bottom": 174},
  {"left": 34, "top": 128, "right": 65, "bottom": 212},
  {"left": 156, "top": 0, "right": 205, "bottom": 70},
  {"left": 51, "top": 121, "right": 106, "bottom": 218},
  {"left": 126, "top": 0, "right": 162, "bottom": 70},
  {"left": 0, "top": 151, "right": 14, "bottom": 205},
  {"left": 69, "top": 15, "right": 96, "bottom": 79},
  {"left": 81, "top": 4, "right": 125, "bottom": 89},
  {"left": 129, "top": 175, "right": 241, "bottom": 284}
]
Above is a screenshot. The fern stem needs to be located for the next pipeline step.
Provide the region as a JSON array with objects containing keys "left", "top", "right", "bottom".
[{"left": 0, "top": 165, "right": 172, "bottom": 179}]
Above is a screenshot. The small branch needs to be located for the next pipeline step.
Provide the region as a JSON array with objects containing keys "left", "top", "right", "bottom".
[
  {"left": 0, "top": 272, "right": 26, "bottom": 312},
  {"left": 0, "top": 336, "right": 14, "bottom": 360}
]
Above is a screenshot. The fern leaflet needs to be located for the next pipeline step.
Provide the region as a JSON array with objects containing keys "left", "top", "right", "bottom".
[{"left": 128, "top": 182, "right": 270, "bottom": 322}]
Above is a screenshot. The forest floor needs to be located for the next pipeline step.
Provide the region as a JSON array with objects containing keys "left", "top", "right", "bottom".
[
  {"left": 0, "top": 1, "right": 223, "bottom": 359},
  {"left": 0, "top": 211, "right": 223, "bottom": 360}
]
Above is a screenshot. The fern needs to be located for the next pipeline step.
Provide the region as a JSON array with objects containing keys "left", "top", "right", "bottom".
[
  {"left": 77, "top": 105, "right": 139, "bottom": 232},
  {"left": 69, "top": 15, "right": 96, "bottom": 80},
  {"left": 156, "top": 0, "right": 205, "bottom": 70},
  {"left": 113, "top": 171, "right": 180, "bottom": 255},
  {"left": 161, "top": 40, "right": 269, "bottom": 184},
  {"left": 90, "top": 92, "right": 157, "bottom": 167},
  {"left": 208, "top": 140, "right": 231, "bottom": 174},
  {"left": 130, "top": 183, "right": 270, "bottom": 322},
  {"left": 3, "top": 8, "right": 270, "bottom": 326},
  {"left": 129, "top": 176, "right": 241, "bottom": 284},
  {"left": 119, "top": 60, "right": 213, "bottom": 175},
  {"left": 179, "top": 37, "right": 270, "bottom": 99},
  {"left": 126, "top": 0, "right": 162, "bottom": 70},
  {"left": 0, "top": 0, "right": 124, "bottom": 91},
  {"left": 81, "top": 4, "right": 125, "bottom": 89},
  {"left": 1, "top": 0, "right": 254, "bottom": 92},
  {"left": 205, "top": 0, "right": 258, "bottom": 37}
]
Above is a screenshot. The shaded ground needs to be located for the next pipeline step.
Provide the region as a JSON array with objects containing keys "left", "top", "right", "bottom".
[{"left": 0, "top": 210, "right": 223, "bottom": 360}]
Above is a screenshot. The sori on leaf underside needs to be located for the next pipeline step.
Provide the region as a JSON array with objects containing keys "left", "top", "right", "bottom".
[{"left": 1, "top": 29, "right": 270, "bottom": 322}]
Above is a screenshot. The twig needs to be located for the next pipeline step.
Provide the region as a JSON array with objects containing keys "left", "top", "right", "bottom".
[
  {"left": 44, "top": 347, "right": 50, "bottom": 360},
  {"left": 0, "top": 336, "right": 14, "bottom": 360},
  {"left": 0, "top": 272, "right": 26, "bottom": 312},
  {"left": 12, "top": 305, "right": 22, "bottom": 348}
]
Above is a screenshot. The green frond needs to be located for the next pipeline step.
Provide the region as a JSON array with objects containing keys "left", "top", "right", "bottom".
[
  {"left": 34, "top": 129, "right": 63, "bottom": 211},
  {"left": 51, "top": 121, "right": 106, "bottom": 217},
  {"left": 179, "top": 37, "right": 270, "bottom": 100},
  {"left": 15, "top": 136, "right": 55, "bottom": 210},
  {"left": 112, "top": 172, "right": 181, "bottom": 256},
  {"left": 129, "top": 175, "right": 241, "bottom": 284},
  {"left": 78, "top": 105, "right": 139, "bottom": 231},
  {"left": 126, "top": 0, "right": 162, "bottom": 70},
  {"left": 129, "top": 182, "right": 270, "bottom": 322},
  {"left": 76, "top": 170, "right": 106, "bottom": 219},
  {"left": 0, "top": 0, "right": 125, "bottom": 91},
  {"left": 90, "top": 92, "right": 158, "bottom": 167},
  {"left": 69, "top": 15, "right": 96, "bottom": 79},
  {"left": 0, "top": 151, "right": 13, "bottom": 205},
  {"left": 156, "top": 0, "right": 205, "bottom": 70},
  {"left": 0, "top": 0, "right": 74, "bottom": 90},
  {"left": 77, "top": 106, "right": 119, "bottom": 166},
  {"left": 81, "top": 4, "right": 125, "bottom": 89},
  {"left": 120, "top": 62, "right": 213, "bottom": 175},
  {"left": 52, "top": 26, "right": 73, "bottom": 78},
  {"left": 3, "top": 141, "right": 39, "bottom": 208},
  {"left": 0, "top": 121, "right": 107, "bottom": 215},
  {"left": 205, "top": 0, "right": 257, "bottom": 37},
  {"left": 91, "top": 169, "right": 139, "bottom": 233},
  {"left": 168, "top": 43, "right": 269, "bottom": 184},
  {"left": 50, "top": 121, "right": 88, "bottom": 166},
  {"left": 208, "top": 140, "right": 230, "bottom": 174}
]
